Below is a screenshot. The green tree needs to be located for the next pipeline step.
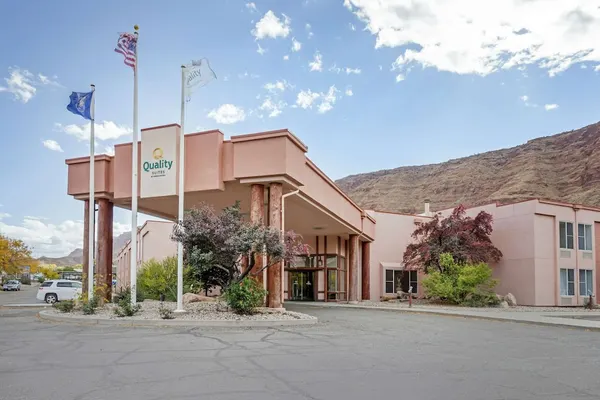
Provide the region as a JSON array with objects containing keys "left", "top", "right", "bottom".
[
  {"left": 422, "top": 253, "right": 499, "bottom": 307},
  {"left": 137, "top": 256, "right": 200, "bottom": 301}
]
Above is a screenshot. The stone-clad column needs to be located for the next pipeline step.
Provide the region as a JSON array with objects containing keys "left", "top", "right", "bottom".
[
  {"left": 97, "top": 199, "right": 113, "bottom": 302},
  {"left": 361, "top": 241, "right": 371, "bottom": 300},
  {"left": 348, "top": 234, "right": 359, "bottom": 303},
  {"left": 82, "top": 200, "right": 90, "bottom": 294},
  {"left": 267, "top": 183, "right": 283, "bottom": 309},
  {"left": 250, "top": 184, "right": 265, "bottom": 286}
]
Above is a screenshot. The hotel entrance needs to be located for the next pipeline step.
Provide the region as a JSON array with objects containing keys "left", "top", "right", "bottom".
[{"left": 290, "top": 271, "right": 315, "bottom": 301}]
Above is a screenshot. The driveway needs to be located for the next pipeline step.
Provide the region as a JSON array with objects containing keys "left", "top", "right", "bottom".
[
  {"left": 0, "top": 282, "right": 42, "bottom": 305},
  {"left": 1, "top": 303, "right": 600, "bottom": 399}
]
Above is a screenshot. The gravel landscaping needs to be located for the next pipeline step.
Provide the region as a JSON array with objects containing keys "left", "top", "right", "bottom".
[
  {"left": 349, "top": 300, "right": 600, "bottom": 313},
  {"left": 47, "top": 300, "right": 317, "bottom": 321}
]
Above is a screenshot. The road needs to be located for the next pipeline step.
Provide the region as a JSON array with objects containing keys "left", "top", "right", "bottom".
[
  {"left": 0, "top": 282, "right": 42, "bottom": 305},
  {"left": 1, "top": 298, "right": 600, "bottom": 399}
]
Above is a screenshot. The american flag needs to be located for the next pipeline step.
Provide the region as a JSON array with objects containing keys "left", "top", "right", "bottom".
[{"left": 114, "top": 32, "right": 137, "bottom": 69}]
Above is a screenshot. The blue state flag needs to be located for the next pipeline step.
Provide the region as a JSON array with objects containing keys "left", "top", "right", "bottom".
[{"left": 67, "top": 91, "right": 94, "bottom": 120}]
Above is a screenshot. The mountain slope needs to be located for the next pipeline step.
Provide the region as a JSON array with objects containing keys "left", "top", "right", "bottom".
[
  {"left": 37, "top": 232, "right": 132, "bottom": 266},
  {"left": 336, "top": 122, "right": 600, "bottom": 213}
]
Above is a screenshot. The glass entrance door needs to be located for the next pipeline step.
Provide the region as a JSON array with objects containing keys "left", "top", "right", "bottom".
[{"left": 290, "top": 271, "right": 315, "bottom": 301}]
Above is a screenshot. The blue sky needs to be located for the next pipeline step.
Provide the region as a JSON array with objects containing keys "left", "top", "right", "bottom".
[{"left": 1, "top": 0, "right": 599, "bottom": 256}]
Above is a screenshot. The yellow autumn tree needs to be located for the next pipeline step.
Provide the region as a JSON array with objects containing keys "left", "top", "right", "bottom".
[{"left": 0, "top": 234, "right": 36, "bottom": 275}]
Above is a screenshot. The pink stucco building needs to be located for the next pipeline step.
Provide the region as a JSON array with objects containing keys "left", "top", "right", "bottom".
[
  {"left": 66, "top": 124, "right": 600, "bottom": 307},
  {"left": 115, "top": 220, "right": 176, "bottom": 291}
]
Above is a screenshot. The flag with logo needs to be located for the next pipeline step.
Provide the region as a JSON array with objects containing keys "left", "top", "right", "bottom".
[
  {"left": 66, "top": 91, "right": 94, "bottom": 120},
  {"left": 114, "top": 32, "right": 137, "bottom": 69},
  {"left": 183, "top": 58, "right": 216, "bottom": 101}
]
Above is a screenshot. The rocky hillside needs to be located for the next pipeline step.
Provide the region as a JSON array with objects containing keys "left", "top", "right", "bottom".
[{"left": 336, "top": 122, "right": 600, "bottom": 214}]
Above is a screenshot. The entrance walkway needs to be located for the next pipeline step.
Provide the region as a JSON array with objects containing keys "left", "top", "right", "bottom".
[{"left": 291, "top": 301, "right": 600, "bottom": 331}]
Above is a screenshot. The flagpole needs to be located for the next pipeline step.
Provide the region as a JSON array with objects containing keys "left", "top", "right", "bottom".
[
  {"left": 175, "top": 65, "right": 186, "bottom": 313},
  {"left": 130, "top": 25, "right": 139, "bottom": 306},
  {"left": 88, "top": 84, "right": 96, "bottom": 300}
]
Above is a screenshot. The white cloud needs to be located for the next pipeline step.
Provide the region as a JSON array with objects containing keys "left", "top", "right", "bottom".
[
  {"left": 296, "top": 90, "right": 321, "bottom": 109},
  {"left": 283, "top": 55, "right": 290, "bottom": 61},
  {"left": 545, "top": 103, "right": 559, "bottom": 111},
  {"left": 309, "top": 51, "right": 323, "bottom": 72},
  {"left": 264, "top": 80, "right": 292, "bottom": 93},
  {"left": 347, "top": 0, "right": 600, "bottom": 77},
  {"left": 104, "top": 145, "right": 115, "bottom": 156},
  {"left": 395, "top": 73, "right": 405, "bottom": 82},
  {"left": 259, "top": 98, "right": 287, "bottom": 118},
  {"left": 257, "top": 43, "right": 267, "bottom": 55},
  {"left": 246, "top": 2, "right": 257, "bottom": 12},
  {"left": 296, "top": 85, "right": 339, "bottom": 113},
  {"left": 345, "top": 88, "right": 354, "bottom": 96},
  {"left": 595, "top": 65, "right": 600, "bottom": 72},
  {"left": 520, "top": 95, "right": 538, "bottom": 108},
  {"left": 349, "top": 23, "right": 356, "bottom": 31},
  {"left": 207, "top": 104, "right": 246, "bottom": 124},
  {"left": 0, "top": 216, "right": 131, "bottom": 257},
  {"left": 38, "top": 74, "right": 60, "bottom": 86},
  {"left": 238, "top": 71, "right": 260, "bottom": 79},
  {"left": 252, "top": 10, "right": 291, "bottom": 40},
  {"left": 329, "top": 64, "right": 361, "bottom": 74},
  {"left": 0, "top": 212, "right": 11, "bottom": 219},
  {"left": 42, "top": 139, "right": 63, "bottom": 152},
  {"left": 54, "top": 121, "right": 132, "bottom": 141},
  {"left": 0, "top": 67, "right": 36, "bottom": 103},
  {"left": 345, "top": 67, "right": 361, "bottom": 75},
  {"left": 306, "top": 23, "right": 314, "bottom": 38},
  {"left": 291, "top": 38, "right": 302, "bottom": 52}
]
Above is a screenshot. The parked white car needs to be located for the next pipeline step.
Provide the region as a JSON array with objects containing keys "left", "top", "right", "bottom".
[
  {"left": 2, "top": 280, "right": 21, "bottom": 291},
  {"left": 37, "top": 280, "right": 82, "bottom": 304}
]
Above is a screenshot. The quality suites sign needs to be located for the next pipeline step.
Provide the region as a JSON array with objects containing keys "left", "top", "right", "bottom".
[{"left": 141, "top": 126, "right": 177, "bottom": 198}]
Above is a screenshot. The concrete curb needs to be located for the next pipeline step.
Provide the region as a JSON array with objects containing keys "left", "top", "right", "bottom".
[
  {"left": 296, "top": 303, "right": 600, "bottom": 332},
  {"left": 37, "top": 310, "right": 318, "bottom": 328},
  {"left": 1, "top": 303, "right": 52, "bottom": 309}
]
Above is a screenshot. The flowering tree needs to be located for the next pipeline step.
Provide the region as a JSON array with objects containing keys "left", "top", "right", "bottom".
[
  {"left": 402, "top": 205, "right": 502, "bottom": 273},
  {"left": 172, "top": 202, "right": 309, "bottom": 291},
  {"left": 0, "top": 234, "right": 37, "bottom": 276}
]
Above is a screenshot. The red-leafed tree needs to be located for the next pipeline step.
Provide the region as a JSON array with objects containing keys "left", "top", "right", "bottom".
[{"left": 403, "top": 205, "right": 502, "bottom": 273}]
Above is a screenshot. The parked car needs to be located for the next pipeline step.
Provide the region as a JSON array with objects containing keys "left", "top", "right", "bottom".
[
  {"left": 36, "top": 280, "right": 82, "bottom": 304},
  {"left": 2, "top": 280, "right": 21, "bottom": 291}
]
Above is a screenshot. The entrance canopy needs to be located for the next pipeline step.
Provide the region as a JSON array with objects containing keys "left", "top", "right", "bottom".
[{"left": 65, "top": 124, "right": 376, "bottom": 241}]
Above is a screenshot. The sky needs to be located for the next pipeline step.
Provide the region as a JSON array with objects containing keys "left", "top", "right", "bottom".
[{"left": 1, "top": 0, "right": 600, "bottom": 257}]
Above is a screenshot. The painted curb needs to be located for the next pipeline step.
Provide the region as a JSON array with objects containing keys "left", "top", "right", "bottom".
[
  {"left": 296, "top": 303, "right": 600, "bottom": 332},
  {"left": 37, "top": 310, "right": 318, "bottom": 328}
]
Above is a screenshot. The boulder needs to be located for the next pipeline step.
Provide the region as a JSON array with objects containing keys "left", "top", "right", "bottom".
[
  {"left": 499, "top": 301, "right": 510, "bottom": 308},
  {"left": 504, "top": 293, "right": 517, "bottom": 306},
  {"left": 182, "top": 293, "right": 216, "bottom": 304}
]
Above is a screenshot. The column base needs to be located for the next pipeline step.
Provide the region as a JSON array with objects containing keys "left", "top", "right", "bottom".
[
  {"left": 348, "top": 301, "right": 359, "bottom": 305},
  {"left": 174, "top": 309, "right": 187, "bottom": 314}
]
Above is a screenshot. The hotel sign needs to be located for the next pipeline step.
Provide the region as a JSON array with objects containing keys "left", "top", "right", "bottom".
[{"left": 141, "top": 126, "right": 177, "bottom": 198}]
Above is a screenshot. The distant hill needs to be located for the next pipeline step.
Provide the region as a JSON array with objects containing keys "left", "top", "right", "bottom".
[
  {"left": 37, "top": 231, "right": 132, "bottom": 266},
  {"left": 336, "top": 122, "right": 600, "bottom": 213}
]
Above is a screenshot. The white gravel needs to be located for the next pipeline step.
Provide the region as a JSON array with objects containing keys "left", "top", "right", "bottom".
[
  {"left": 49, "top": 300, "right": 316, "bottom": 321},
  {"left": 355, "top": 300, "right": 600, "bottom": 313}
]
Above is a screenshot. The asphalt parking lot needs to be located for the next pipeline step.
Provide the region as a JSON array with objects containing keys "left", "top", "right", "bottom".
[{"left": 2, "top": 296, "right": 600, "bottom": 400}]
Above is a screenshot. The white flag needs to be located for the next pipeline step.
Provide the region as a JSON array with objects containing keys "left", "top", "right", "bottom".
[{"left": 184, "top": 58, "right": 216, "bottom": 101}]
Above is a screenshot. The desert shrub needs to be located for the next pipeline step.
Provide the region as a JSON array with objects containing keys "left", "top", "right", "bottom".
[
  {"left": 137, "top": 257, "right": 201, "bottom": 302},
  {"left": 224, "top": 277, "right": 267, "bottom": 314},
  {"left": 81, "top": 294, "right": 99, "bottom": 315},
  {"left": 53, "top": 300, "right": 75, "bottom": 313},
  {"left": 20, "top": 276, "right": 31, "bottom": 285},
  {"left": 115, "top": 286, "right": 145, "bottom": 303},
  {"left": 158, "top": 303, "right": 175, "bottom": 320},
  {"left": 113, "top": 289, "right": 142, "bottom": 317},
  {"left": 422, "top": 253, "right": 499, "bottom": 307}
]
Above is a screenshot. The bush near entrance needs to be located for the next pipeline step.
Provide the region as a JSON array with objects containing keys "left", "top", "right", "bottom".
[
  {"left": 422, "top": 253, "right": 499, "bottom": 307},
  {"left": 137, "top": 257, "right": 200, "bottom": 302},
  {"left": 224, "top": 277, "right": 267, "bottom": 314}
]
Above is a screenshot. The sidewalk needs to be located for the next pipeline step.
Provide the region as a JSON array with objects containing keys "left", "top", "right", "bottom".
[{"left": 297, "top": 301, "right": 600, "bottom": 331}]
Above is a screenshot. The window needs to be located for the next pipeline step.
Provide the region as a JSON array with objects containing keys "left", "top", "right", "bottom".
[
  {"left": 579, "top": 270, "right": 593, "bottom": 297},
  {"left": 41, "top": 281, "right": 53, "bottom": 287},
  {"left": 578, "top": 224, "right": 593, "bottom": 251},
  {"left": 560, "top": 268, "right": 575, "bottom": 296},
  {"left": 56, "top": 282, "right": 73, "bottom": 288},
  {"left": 72, "top": 282, "right": 82, "bottom": 289},
  {"left": 385, "top": 270, "right": 418, "bottom": 294},
  {"left": 559, "top": 222, "right": 574, "bottom": 249}
]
